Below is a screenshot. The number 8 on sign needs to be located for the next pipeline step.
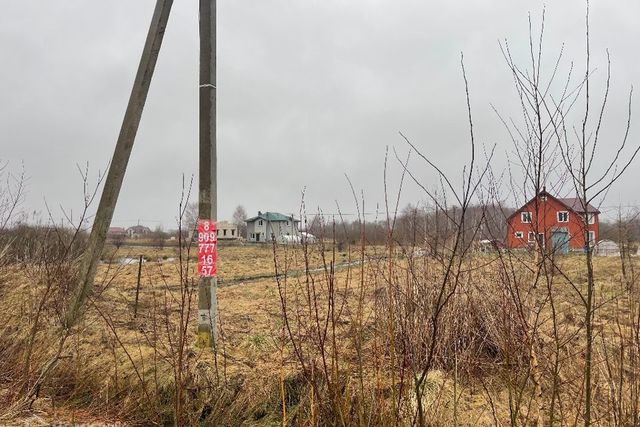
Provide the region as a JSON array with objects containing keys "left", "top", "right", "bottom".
[{"left": 197, "top": 219, "right": 217, "bottom": 277}]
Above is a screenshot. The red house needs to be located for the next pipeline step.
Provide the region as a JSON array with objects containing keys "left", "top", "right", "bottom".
[{"left": 506, "top": 191, "right": 600, "bottom": 253}]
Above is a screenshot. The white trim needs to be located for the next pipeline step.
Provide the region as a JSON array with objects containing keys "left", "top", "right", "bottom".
[
  {"left": 538, "top": 233, "right": 545, "bottom": 249},
  {"left": 557, "top": 211, "right": 569, "bottom": 223},
  {"left": 521, "top": 212, "right": 532, "bottom": 223},
  {"left": 515, "top": 231, "right": 524, "bottom": 239},
  {"left": 528, "top": 231, "right": 536, "bottom": 242}
]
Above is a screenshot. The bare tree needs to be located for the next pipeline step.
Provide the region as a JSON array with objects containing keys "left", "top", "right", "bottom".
[
  {"left": 183, "top": 202, "right": 198, "bottom": 236},
  {"left": 0, "top": 161, "right": 25, "bottom": 267},
  {"left": 232, "top": 205, "right": 247, "bottom": 238},
  {"left": 150, "top": 225, "right": 167, "bottom": 249}
]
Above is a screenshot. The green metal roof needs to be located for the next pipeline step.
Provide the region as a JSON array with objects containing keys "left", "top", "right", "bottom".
[{"left": 245, "top": 212, "right": 298, "bottom": 223}]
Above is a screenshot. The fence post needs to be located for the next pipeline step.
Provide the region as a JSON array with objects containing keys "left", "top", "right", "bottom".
[{"left": 133, "top": 255, "right": 143, "bottom": 319}]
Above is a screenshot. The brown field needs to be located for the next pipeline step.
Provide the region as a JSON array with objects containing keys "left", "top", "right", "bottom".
[{"left": 1, "top": 242, "right": 639, "bottom": 426}]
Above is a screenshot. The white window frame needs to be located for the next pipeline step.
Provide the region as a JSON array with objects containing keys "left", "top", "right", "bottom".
[
  {"left": 528, "top": 231, "right": 536, "bottom": 242},
  {"left": 515, "top": 231, "right": 524, "bottom": 239},
  {"left": 258, "top": 220, "right": 263, "bottom": 226},
  {"left": 521, "top": 212, "right": 532, "bottom": 223},
  {"left": 585, "top": 213, "right": 595, "bottom": 225},
  {"left": 587, "top": 231, "right": 595, "bottom": 245},
  {"left": 557, "top": 211, "right": 569, "bottom": 223}
]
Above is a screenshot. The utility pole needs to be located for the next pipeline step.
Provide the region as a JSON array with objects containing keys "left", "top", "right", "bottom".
[
  {"left": 65, "top": 0, "right": 174, "bottom": 329},
  {"left": 197, "top": 0, "right": 217, "bottom": 348}
]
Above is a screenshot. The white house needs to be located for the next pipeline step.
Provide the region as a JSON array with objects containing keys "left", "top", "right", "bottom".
[
  {"left": 245, "top": 211, "right": 300, "bottom": 243},
  {"left": 126, "top": 225, "right": 151, "bottom": 239}
]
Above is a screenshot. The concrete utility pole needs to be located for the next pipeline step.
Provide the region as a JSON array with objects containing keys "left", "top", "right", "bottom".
[
  {"left": 197, "top": 0, "right": 217, "bottom": 348},
  {"left": 65, "top": 0, "right": 174, "bottom": 329}
]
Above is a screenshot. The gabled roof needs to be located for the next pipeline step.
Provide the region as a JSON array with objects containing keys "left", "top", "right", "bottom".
[
  {"left": 507, "top": 191, "right": 600, "bottom": 221},
  {"left": 245, "top": 211, "right": 299, "bottom": 223}
]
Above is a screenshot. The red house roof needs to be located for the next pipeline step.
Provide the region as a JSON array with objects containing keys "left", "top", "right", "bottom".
[
  {"left": 557, "top": 197, "right": 600, "bottom": 214},
  {"left": 508, "top": 191, "right": 600, "bottom": 220}
]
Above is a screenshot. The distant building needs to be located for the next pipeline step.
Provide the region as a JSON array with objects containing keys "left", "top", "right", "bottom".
[
  {"left": 506, "top": 190, "right": 600, "bottom": 253},
  {"left": 126, "top": 225, "right": 152, "bottom": 239},
  {"left": 216, "top": 221, "right": 239, "bottom": 240},
  {"left": 594, "top": 240, "right": 621, "bottom": 257},
  {"left": 245, "top": 211, "right": 300, "bottom": 243}
]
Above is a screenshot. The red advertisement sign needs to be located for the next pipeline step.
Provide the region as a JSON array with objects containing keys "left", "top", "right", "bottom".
[{"left": 197, "top": 219, "right": 217, "bottom": 277}]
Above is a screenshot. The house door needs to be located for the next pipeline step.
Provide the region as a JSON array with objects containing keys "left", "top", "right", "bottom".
[
  {"left": 551, "top": 231, "right": 569, "bottom": 255},
  {"left": 255, "top": 232, "right": 260, "bottom": 242}
]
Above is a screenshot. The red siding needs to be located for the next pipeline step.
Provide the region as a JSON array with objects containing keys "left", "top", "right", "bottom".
[{"left": 506, "top": 195, "right": 599, "bottom": 250}]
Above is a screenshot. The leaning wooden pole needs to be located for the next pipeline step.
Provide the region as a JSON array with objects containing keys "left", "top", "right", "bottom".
[
  {"left": 65, "top": 0, "right": 174, "bottom": 329},
  {"left": 196, "top": 0, "right": 217, "bottom": 348}
]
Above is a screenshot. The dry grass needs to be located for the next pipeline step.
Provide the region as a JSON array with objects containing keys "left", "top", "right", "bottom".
[{"left": 1, "top": 243, "right": 639, "bottom": 425}]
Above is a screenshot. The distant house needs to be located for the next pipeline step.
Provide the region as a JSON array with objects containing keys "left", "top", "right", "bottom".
[
  {"left": 506, "top": 190, "right": 600, "bottom": 253},
  {"left": 126, "top": 225, "right": 152, "bottom": 239},
  {"left": 245, "top": 211, "right": 300, "bottom": 243},
  {"left": 216, "top": 221, "right": 239, "bottom": 240}
]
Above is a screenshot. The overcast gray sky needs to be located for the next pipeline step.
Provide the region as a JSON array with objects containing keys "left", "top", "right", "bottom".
[{"left": 1, "top": 0, "right": 639, "bottom": 229}]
